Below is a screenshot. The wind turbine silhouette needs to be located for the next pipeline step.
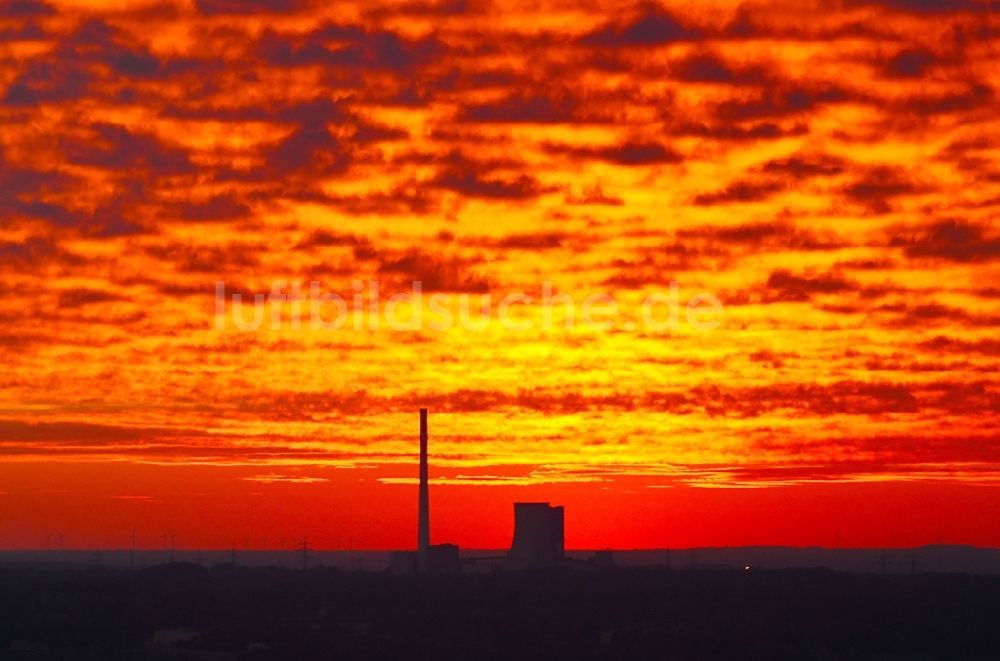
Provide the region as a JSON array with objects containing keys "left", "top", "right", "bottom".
[
  {"left": 350, "top": 538, "right": 360, "bottom": 571},
  {"left": 129, "top": 528, "right": 137, "bottom": 569}
]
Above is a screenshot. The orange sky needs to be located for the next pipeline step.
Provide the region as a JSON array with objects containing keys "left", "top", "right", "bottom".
[{"left": 1, "top": 0, "right": 999, "bottom": 551}]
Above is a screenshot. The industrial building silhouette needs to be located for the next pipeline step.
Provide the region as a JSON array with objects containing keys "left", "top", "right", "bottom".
[
  {"left": 391, "top": 409, "right": 565, "bottom": 574},
  {"left": 508, "top": 503, "right": 565, "bottom": 569}
]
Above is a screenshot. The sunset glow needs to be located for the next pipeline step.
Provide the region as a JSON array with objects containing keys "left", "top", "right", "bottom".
[{"left": 1, "top": 0, "right": 998, "bottom": 551}]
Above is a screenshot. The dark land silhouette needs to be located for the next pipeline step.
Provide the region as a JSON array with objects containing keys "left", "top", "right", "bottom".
[{"left": 3, "top": 562, "right": 1000, "bottom": 660}]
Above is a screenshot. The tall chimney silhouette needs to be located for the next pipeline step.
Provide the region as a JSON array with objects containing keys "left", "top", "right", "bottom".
[{"left": 417, "top": 408, "right": 430, "bottom": 572}]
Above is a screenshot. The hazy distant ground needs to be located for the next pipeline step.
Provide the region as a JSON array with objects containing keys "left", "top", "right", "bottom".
[{"left": 3, "top": 545, "right": 1000, "bottom": 575}]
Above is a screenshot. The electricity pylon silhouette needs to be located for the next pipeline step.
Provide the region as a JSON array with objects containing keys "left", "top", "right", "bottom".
[
  {"left": 294, "top": 538, "right": 309, "bottom": 570},
  {"left": 161, "top": 533, "right": 176, "bottom": 563}
]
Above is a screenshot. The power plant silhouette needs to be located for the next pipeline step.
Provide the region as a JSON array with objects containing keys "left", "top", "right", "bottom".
[
  {"left": 508, "top": 502, "right": 565, "bottom": 569},
  {"left": 391, "top": 409, "right": 565, "bottom": 574}
]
